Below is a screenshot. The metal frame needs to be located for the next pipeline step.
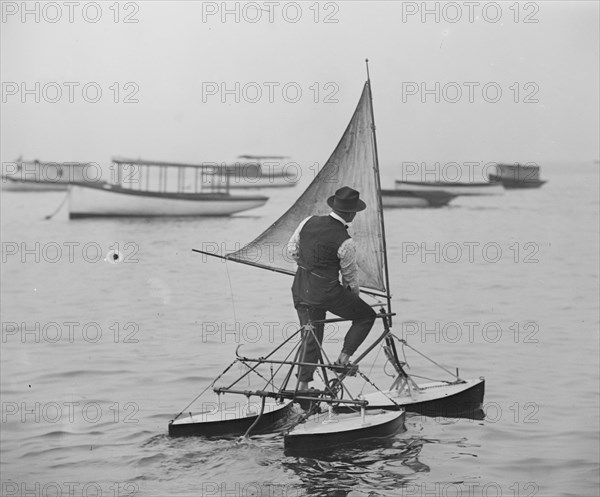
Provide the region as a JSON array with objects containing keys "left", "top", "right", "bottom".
[{"left": 213, "top": 310, "right": 397, "bottom": 416}]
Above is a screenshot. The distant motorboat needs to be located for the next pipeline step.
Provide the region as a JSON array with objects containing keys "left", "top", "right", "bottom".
[
  {"left": 381, "top": 189, "right": 457, "bottom": 208},
  {"left": 232, "top": 155, "right": 299, "bottom": 188},
  {"left": 2, "top": 174, "right": 67, "bottom": 191},
  {"left": 488, "top": 163, "right": 547, "bottom": 189},
  {"left": 1, "top": 159, "right": 99, "bottom": 191},
  {"left": 111, "top": 155, "right": 299, "bottom": 189},
  {"left": 394, "top": 179, "right": 504, "bottom": 196},
  {"left": 68, "top": 158, "right": 268, "bottom": 218}
]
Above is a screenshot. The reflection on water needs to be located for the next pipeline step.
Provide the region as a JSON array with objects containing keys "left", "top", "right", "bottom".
[{"left": 283, "top": 437, "right": 429, "bottom": 496}]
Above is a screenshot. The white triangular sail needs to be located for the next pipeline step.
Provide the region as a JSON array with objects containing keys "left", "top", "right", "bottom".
[{"left": 226, "top": 82, "right": 388, "bottom": 296}]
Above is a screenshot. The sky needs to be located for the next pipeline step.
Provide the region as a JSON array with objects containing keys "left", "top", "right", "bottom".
[{"left": 1, "top": 0, "right": 599, "bottom": 174}]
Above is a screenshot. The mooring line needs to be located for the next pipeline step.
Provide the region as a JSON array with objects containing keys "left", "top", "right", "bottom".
[{"left": 44, "top": 189, "right": 70, "bottom": 220}]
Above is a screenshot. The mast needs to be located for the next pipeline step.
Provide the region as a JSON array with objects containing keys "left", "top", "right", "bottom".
[{"left": 365, "top": 59, "right": 393, "bottom": 321}]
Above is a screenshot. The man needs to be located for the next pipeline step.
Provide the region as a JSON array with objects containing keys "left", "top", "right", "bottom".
[{"left": 287, "top": 186, "right": 376, "bottom": 391}]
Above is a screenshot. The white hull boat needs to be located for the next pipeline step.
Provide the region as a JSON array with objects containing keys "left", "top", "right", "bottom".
[
  {"left": 394, "top": 180, "right": 504, "bottom": 196},
  {"left": 69, "top": 182, "right": 268, "bottom": 218}
]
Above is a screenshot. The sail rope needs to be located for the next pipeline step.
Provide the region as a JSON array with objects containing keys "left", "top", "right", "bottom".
[
  {"left": 357, "top": 369, "right": 401, "bottom": 408},
  {"left": 238, "top": 354, "right": 286, "bottom": 391},
  {"left": 266, "top": 338, "right": 302, "bottom": 392},
  {"left": 407, "top": 373, "right": 455, "bottom": 384},
  {"left": 359, "top": 341, "right": 383, "bottom": 396},
  {"left": 224, "top": 260, "right": 238, "bottom": 323}
]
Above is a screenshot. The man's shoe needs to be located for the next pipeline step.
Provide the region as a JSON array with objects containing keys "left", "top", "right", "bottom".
[{"left": 293, "top": 388, "right": 322, "bottom": 413}]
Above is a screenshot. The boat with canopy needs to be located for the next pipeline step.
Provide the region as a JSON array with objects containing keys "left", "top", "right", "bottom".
[
  {"left": 170, "top": 63, "right": 484, "bottom": 452},
  {"left": 68, "top": 158, "right": 268, "bottom": 218}
]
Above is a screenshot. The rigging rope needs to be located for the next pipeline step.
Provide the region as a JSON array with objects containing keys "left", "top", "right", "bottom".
[
  {"left": 224, "top": 260, "right": 238, "bottom": 323},
  {"left": 238, "top": 358, "right": 275, "bottom": 388},
  {"left": 357, "top": 369, "right": 401, "bottom": 408},
  {"left": 408, "top": 373, "right": 454, "bottom": 384},
  {"left": 359, "top": 342, "right": 383, "bottom": 396},
  {"left": 394, "top": 335, "right": 460, "bottom": 380}
]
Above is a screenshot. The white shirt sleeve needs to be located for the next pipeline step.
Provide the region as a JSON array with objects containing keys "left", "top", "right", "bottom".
[
  {"left": 287, "top": 216, "right": 312, "bottom": 263},
  {"left": 338, "top": 238, "right": 359, "bottom": 294}
]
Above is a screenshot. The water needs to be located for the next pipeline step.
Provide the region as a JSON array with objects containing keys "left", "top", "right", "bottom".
[{"left": 1, "top": 161, "right": 598, "bottom": 496}]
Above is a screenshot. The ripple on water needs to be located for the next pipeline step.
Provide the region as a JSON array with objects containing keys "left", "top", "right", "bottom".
[{"left": 1, "top": 167, "right": 598, "bottom": 494}]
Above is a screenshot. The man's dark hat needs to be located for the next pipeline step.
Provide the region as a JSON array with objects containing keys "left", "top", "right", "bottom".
[{"left": 327, "top": 186, "right": 366, "bottom": 212}]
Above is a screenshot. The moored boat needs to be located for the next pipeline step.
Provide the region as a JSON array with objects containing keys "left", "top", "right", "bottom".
[
  {"left": 68, "top": 158, "right": 268, "bottom": 218},
  {"left": 69, "top": 182, "right": 268, "bottom": 218},
  {"left": 230, "top": 155, "right": 299, "bottom": 188},
  {"left": 488, "top": 163, "right": 546, "bottom": 188},
  {"left": 382, "top": 189, "right": 457, "bottom": 208},
  {"left": 109, "top": 155, "right": 299, "bottom": 190},
  {"left": 394, "top": 179, "right": 504, "bottom": 196},
  {"left": 1, "top": 159, "right": 99, "bottom": 191}
]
